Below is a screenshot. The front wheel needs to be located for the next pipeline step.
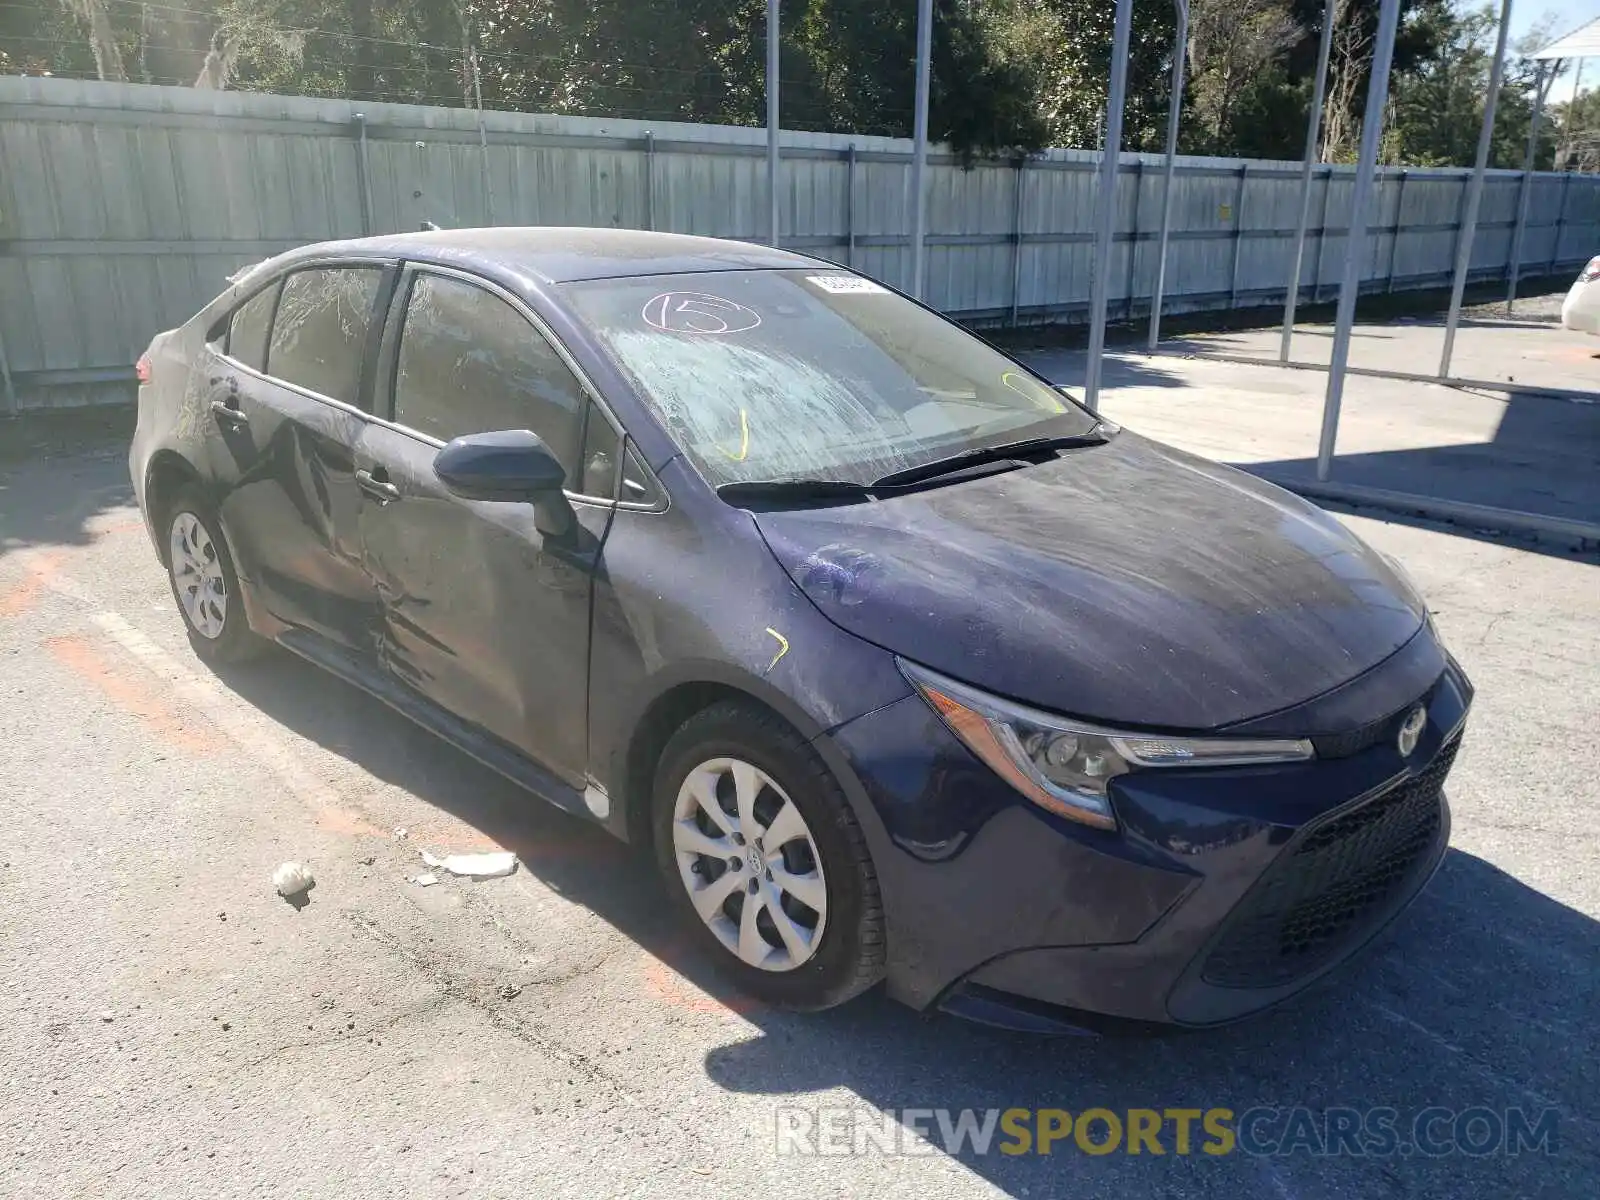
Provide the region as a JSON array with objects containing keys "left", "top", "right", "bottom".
[
  {"left": 162, "top": 486, "right": 263, "bottom": 664},
  {"left": 651, "top": 701, "right": 886, "bottom": 1010}
]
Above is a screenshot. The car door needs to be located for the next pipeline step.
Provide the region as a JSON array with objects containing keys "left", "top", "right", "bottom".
[
  {"left": 354, "top": 266, "right": 617, "bottom": 788},
  {"left": 205, "top": 263, "right": 391, "bottom": 652}
]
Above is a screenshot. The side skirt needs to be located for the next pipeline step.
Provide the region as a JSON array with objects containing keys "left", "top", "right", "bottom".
[{"left": 275, "top": 627, "right": 599, "bottom": 827}]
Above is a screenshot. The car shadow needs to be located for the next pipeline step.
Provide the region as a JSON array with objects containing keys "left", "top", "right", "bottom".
[
  {"left": 209, "top": 647, "right": 1597, "bottom": 1199},
  {"left": 1244, "top": 390, "right": 1600, "bottom": 560},
  {"left": 0, "top": 445, "right": 137, "bottom": 564}
]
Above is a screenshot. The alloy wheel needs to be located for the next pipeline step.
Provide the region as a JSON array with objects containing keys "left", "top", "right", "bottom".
[
  {"left": 168, "top": 511, "right": 227, "bottom": 640},
  {"left": 671, "top": 756, "right": 829, "bottom": 972}
]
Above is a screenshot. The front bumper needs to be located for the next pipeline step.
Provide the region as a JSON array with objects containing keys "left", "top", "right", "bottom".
[
  {"left": 826, "top": 656, "right": 1472, "bottom": 1028},
  {"left": 1561, "top": 282, "right": 1600, "bottom": 334}
]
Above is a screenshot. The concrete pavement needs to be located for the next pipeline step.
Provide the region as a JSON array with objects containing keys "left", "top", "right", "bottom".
[
  {"left": 1024, "top": 297, "right": 1600, "bottom": 544},
  {"left": 1, "top": 441, "right": 1597, "bottom": 1199}
]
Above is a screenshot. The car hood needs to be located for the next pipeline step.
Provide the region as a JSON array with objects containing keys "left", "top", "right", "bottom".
[{"left": 751, "top": 432, "right": 1425, "bottom": 731}]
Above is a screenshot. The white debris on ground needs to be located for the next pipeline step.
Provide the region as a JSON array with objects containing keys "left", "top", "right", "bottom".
[
  {"left": 410, "top": 872, "right": 439, "bottom": 887},
  {"left": 272, "top": 861, "right": 315, "bottom": 898},
  {"left": 419, "top": 850, "right": 519, "bottom": 880}
]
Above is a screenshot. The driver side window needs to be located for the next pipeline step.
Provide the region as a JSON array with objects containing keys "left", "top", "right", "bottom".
[{"left": 392, "top": 273, "right": 584, "bottom": 478}]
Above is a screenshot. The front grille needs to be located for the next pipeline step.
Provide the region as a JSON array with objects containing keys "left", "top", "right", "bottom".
[{"left": 1200, "top": 737, "right": 1458, "bottom": 989}]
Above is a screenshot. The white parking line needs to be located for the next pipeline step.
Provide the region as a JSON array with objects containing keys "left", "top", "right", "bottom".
[{"left": 88, "top": 610, "right": 382, "bottom": 837}]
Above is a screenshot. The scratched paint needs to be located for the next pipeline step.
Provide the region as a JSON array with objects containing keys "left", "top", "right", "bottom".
[
  {"left": 797, "top": 544, "right": 881, "bottom": 608},
  {"left": 754, "top": 431, "right": 1427, "bottom": 731}
]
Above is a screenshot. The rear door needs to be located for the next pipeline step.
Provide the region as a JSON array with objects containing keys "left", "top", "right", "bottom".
[
  {"left": 355, "top": 266, "right": 616, "bottom": 786},
  {"left": 207, "top": 262, "right": 392, "bottom": 651}
]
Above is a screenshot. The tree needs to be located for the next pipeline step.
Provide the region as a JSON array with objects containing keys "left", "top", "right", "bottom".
[
  {"left": 1552, "top": 85, "right": 1600, "bottom": 172},
  {"left": 61, "top": 0, "right": 125, "bottom": 81},
  {"left": 1187, "top": 0, "right": 1301, "bottom": 152},
  {"left": 1383, "top": 3, "right": 1561, "bottom": 170},
  {"left": 984, "top": 0, "right": 1176, "bottom": 153}
]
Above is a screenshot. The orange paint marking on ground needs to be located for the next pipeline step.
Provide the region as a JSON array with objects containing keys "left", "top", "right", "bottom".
[
  {"left": 46, "top": 633, "right": 214, "bottom": 756},
  {"left": 0, "top": 550, "right": 66, "bottom": 619},
  {"left": 641, "top": 939, "right": 766, "bottom": 1018},
  {"left": 314, "top": 806, "right": 385, "bottom": 837}
]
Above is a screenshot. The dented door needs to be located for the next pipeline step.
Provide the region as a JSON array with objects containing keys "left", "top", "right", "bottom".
[{"left": 353, "top": 421, "right": 606, "bottom": 786}]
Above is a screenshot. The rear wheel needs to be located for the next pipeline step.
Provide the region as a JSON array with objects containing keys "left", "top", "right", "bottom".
[
  {"left": 651, "top": 701, "right": 886, "bottom": 1010},
  {"left": 162, "top": 486, "right": 263, "bottom": 664}
]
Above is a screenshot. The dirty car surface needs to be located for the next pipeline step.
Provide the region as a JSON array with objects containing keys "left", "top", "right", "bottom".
[{"left": 129, "top": 227, "right": 1472, "bottom": 1029}]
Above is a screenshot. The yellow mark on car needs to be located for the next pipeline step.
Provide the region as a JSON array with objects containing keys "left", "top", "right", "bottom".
[
  {"left": 764, "top": 627, "right": 790, "bottom": 674},
  {"left": 720, "top": 408, "right": 751, "bottom": 462}
]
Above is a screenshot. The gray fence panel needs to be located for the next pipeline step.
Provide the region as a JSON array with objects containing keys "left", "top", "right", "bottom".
[{"left": 4, "top": 75, "right": 1599, "bottom": 410}]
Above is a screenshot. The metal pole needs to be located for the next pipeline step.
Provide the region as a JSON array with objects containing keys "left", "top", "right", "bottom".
[
  {"left": 1010, "top": 156, "right": 1027, "bottom": 326},
  {"left": 470, "top": 42, "right": 495, "bottom": 225},
  {"left": 1439, "top": 0, "right": 1511, "bottom": 375},
  {"left": 1316, "top": 0, "right": 1402, "bottom": 483},
  {"left": 1125, "top": 160, "right": 1143, "bottom": 321},
  {"left": 0, "top": 324, "right": 17, "bottom": 418},
  {"left": 1227, "top": 164, "right": 1248, "bottom": 307},
  {"left": 1549, "top": 171, "right": 1572, "bottom": 275},
  {"left": 1507, "top": 61, "right": 1554, "bottom": 312},
  {"left": 1313, "top": 167, "right": 1333, "bottom": 304},
  {"left": 845, "top": 144, "right": 857, "bottom": 267},
  {"left": 1148, "top": 0, "right": 1189, "bottom": 351},
  {"left": 1084, "top": 0, "right": 1136, "bottom": 414},
  {"left": 353, "top": 112, "right": 373, "bottom": 235},
  {"left": 644, "top": 132, "right": 656, "bottom": 231},
  {"left": 1386, "top": 169, "right": 1407, "bottom": 291},
  {"left": 1561, "top": 60, "right": 1584, "bottom": 168},
  {"left": 910, "top": 0, "right": 934, "bottom": 297},
  {"left": 767, "top": 0, "right": 781, "bottom": 247},
  {"left": 1280, "top": 1, "right": 1337, "bottom": 362}
]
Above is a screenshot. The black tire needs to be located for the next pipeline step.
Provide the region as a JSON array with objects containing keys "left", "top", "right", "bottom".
[
  {"left": 651, "top": 701, "right": 886, "bottom": 1010},
  {"left": 161, "top": 485, "right": 264, "bottom": 664}
]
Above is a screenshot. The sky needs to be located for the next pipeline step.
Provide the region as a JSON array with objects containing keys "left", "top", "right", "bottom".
[
  {"left": 1514, "top": 2, "right": 1600, "bottom": 92},
  {"left": 1516, "top": 0, "right": 1600, "bottom": 44}
]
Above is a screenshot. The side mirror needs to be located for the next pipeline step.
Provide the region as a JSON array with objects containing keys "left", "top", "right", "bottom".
[{"left": 434, "top": 429, "right": 566, "bottom": 503}]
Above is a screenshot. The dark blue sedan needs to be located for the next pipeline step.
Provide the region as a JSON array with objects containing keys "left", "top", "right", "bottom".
[{"left": 130, "top": 228, "right": 1471, "bottom": 1030}]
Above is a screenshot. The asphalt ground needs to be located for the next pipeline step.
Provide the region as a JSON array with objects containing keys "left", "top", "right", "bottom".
[{"left": 1, "top": 437, "right": 1596, "bottom": 1199}]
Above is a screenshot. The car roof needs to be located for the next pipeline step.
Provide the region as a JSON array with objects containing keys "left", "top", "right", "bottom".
[{"left": 288, "top": 227, "right": 817, "bottom": 285}]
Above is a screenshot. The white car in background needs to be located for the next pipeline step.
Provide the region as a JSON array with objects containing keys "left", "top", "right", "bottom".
[{"left": 1560, "top": 256, "right": 1600, "bottom": 333}]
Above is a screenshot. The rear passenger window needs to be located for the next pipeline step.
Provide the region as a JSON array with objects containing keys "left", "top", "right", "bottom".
[
  {"left": 226, "top": 283, "right": 279, "bottom": 372},
  {"left": 267, "top": 267, "right": 382, "bottom": 405},
  {"left": 393, "top": 273, "right": 584, "bottom": 475}
]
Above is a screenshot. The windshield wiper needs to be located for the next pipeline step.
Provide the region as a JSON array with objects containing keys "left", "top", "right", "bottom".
[
  {"left": 871, "top": 426, "right": 1113, "bottom": 489},
  {"left": 716, "top": 479, "right": 876, "bottom": 505}
]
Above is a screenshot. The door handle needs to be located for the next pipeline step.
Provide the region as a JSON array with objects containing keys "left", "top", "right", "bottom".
[
  {"left": 355, "top": 468, "right": 402, "bottom": 504},
  {"left": 209, "top": 397, "right": 248, "bottom": 424}
]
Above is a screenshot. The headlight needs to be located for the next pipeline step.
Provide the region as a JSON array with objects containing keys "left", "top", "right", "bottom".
[{"left": 899, "top": 660, "right": 1314, "bottom": 831}]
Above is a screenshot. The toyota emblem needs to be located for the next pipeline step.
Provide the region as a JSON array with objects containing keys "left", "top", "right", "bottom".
[{"left": 1397, "top": 706, "right": 1427, "bottom": 757}]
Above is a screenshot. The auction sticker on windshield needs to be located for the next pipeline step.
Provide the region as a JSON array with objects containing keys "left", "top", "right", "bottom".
[{"left": 808, "top": 275, "right": 888, "bottom": 294}]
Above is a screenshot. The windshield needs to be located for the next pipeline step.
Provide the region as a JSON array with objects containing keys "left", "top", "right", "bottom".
[{"left": 562, "top": 269, "right": 1098, "bottom": 487}]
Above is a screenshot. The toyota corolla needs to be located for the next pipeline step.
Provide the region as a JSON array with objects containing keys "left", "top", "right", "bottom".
[{"left": 130, "top": 228, "right": 1471, "bottom": 1030}]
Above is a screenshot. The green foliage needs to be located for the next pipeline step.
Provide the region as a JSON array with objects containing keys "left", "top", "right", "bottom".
[
  {"left": 0, "top": 0, "right": 1582, "bottom": 171},
  {"left": 984, "top": 1, "right": 1176, "bottom": 152}
]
